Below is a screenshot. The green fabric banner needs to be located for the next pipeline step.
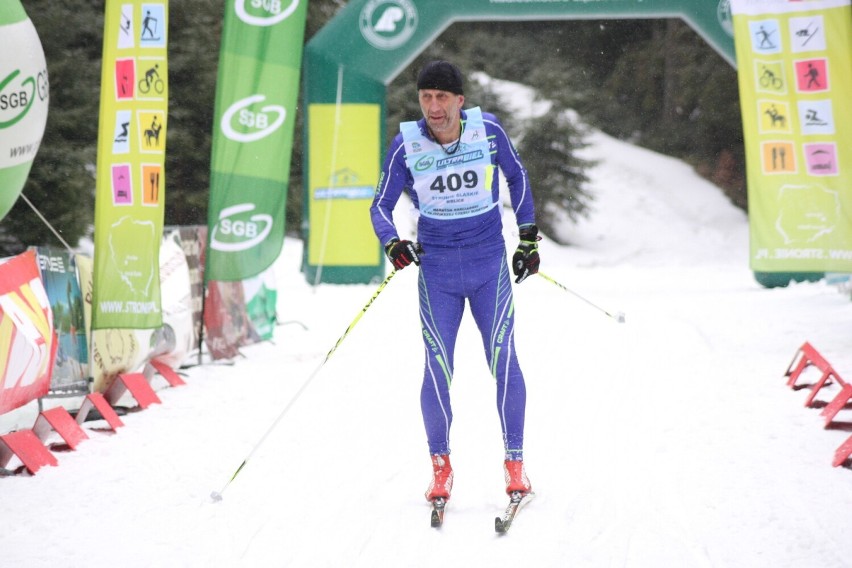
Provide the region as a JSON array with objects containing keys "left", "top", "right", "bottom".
[
  {"left": 732, "top": 0, "right": 852, "bottom": 272},
  {"left": 206, "top": 0, "right": 307, "bottom": 281},
  {"left": 92, "top": 0, "right": 169, "bottom": 329}
]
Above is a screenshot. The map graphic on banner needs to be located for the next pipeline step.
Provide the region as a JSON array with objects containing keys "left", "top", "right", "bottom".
[
  {"left": 92, "top": 0, "right": 168, "bottom": 329},
  {"left": 206, "top": 0, "right": 307, "bottom": 282},
  {"left": 732, "top": 0, "right": 852, "bottom": 272},
  {"left": 77, "top": 253, "right": 154, "bottom": 393}
]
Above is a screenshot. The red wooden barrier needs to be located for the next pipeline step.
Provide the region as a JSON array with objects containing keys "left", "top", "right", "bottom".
[
  {"left": 33, "top": 407, "right": 88, "bottom": 449},
  {"left": 0, "top": 430, "right": 57, "bottom": 474}
]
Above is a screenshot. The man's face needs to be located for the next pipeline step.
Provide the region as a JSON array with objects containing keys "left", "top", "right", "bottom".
[{"left": 418, "top": 89, "right": 464, "bottom": 135}]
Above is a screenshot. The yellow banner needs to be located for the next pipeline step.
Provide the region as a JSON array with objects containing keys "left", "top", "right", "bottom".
[
  {"left": 93, "top": 0, "right": 168, "bottom": 328},
  {"left": 307, "top": 104, "right": 381, "bottom": 266},
  {"left": 733, "top": 0, "right": 852, "bottom": 271}
]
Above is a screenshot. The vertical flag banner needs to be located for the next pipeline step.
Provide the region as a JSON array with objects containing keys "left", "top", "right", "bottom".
[
  {"left": 206, "top": 0, "right": 308, "bottom": 281},
  {"left": 0, "top": 1, "right": 49, "bottom": 221},
  {"left": 93, "top": 0, "right": 168, "bottom": 329},
  {"left": 732, "top": 0, "right": 852, "bottom": 272}
]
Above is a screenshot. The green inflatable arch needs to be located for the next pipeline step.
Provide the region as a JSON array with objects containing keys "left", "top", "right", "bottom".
[{"left": 302, "top": 0, "right": 736, "bottom": 284}]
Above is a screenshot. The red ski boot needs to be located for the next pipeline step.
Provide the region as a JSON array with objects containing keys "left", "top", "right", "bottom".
[
  {"left": 425, "top": 454, "right": 454, "bottom": 501},
  {"left": 503, "top": 459, "right": 532, "bottom": 496}
]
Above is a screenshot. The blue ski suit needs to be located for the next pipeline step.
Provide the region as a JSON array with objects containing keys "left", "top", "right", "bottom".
[{"left": 370, "top": 107, "right": 536, "bottom": 460}]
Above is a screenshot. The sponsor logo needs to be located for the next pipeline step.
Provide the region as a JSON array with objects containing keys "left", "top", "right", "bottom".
[
  {"left": 359, "top": 0, "right": 417, "bottom": 50},
  {"left": 414, "top": 155, "right": 434, "bottom": 171},
  {"left": 210, "top": 203, "right": 273, "bottom": 252},
  {"left": 235, "top": 0, "right": 300, "bottom": 26},
  {"left": 220, "top": 94, "right": 286, "bottom": 142},
  {"left": 437, "top": 150, "right": 483, "bottom": 170},
  {"left": 313, "top": 186, "right": 375, "bottom": 200},
  {"left": 315, "top": 168, "right": 374, "bottom": 199},
  {"left": 0, "top": 69, "right": 42, "bottom": 129}
]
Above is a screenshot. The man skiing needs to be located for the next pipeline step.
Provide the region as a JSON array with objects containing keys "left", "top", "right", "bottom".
[{"left": 370, "top": 60, "right": 540, "bottom": 512}]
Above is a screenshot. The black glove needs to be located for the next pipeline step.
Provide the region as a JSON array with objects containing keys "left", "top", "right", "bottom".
[
  {"left": 512, "top": 225, "right": 540, "bottom": 284},
  {"left": 385, "top": 238, "right": 422, "bottom": 270}
]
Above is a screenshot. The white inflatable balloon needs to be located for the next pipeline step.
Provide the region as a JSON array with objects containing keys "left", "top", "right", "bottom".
[{"left": 0, "top": 1, "right": 49, "bottom": 220}]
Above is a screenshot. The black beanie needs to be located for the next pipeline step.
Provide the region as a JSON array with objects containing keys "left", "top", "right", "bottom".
[{"left": 416, "top": 61, "right": 464, "bottom": 95}]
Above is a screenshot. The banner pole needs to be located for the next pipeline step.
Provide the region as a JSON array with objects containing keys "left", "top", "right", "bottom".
[{"left": 312, "top": 63, "right": 345, "bottom": 288}]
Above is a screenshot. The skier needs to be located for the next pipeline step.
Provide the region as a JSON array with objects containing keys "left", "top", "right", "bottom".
[{"left": 370, "top": 60, "right": 539, "bottom": 508}]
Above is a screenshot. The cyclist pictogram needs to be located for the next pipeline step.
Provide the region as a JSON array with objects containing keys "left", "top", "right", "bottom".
[
  {"left": 138, "top": 63, "right": 164, "bottom": 95},
  {"left": 759, "top": 65, "right": 783, "bottom": 90}
]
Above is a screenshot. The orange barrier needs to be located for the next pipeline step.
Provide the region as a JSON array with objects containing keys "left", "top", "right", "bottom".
[
  {"left": 784, "top": 341, "right": 848, "bottom": 407},
  {"left": 784, "top": 342, "right": 852, "bottom": 469},
  {"left": 33, "top": 407, "right": 88, "bottom": 450},
  {"left": 0, "top": 430, "right": 57, "bottom": 474},
  {"left": 75, "top": 393, "right": 125, "bottom": 431},
  {"left": 105, "top": 373, "right": 161, "bottom": 409}
]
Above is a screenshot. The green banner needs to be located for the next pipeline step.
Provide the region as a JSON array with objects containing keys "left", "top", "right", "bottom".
[
  {"left": 732, "top": 0, "right": 852, "bottom": 272},
  {"left": 206, "top": 0, "right": 308, "bottom": 282},
  {"left": 0, "top": 0, "right": 49, "bottom": 222},
  {"left": 92, "top": 0, "right": 169, "bottom": 329}
]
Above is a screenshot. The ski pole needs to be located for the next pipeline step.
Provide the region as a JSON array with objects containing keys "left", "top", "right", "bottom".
[
  {"left": 211, "top": 269, "right": 399, "bottom": 502},
  {"left": 537, "top": 271, "right": 626, "bottom": 323}
]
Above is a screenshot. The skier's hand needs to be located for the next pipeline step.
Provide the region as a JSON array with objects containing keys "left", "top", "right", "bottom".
[
  {"left": 385, "top": 239, "right": 422, "bottom": 270},
  {"left": 512, "top": 225, "right": 540, "bottom": 284}
]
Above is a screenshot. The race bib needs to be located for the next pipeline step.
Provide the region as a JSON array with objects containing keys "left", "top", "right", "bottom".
[{"left": 402, "top": 107, "right": 495, "bottom": 220}]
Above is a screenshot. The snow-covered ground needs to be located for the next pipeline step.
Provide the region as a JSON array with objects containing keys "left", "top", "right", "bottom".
[{"left": 3, "top": 84, "right": 852, "bottom": 567}]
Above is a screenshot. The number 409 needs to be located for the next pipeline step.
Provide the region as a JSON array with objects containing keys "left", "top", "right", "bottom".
[{"left": 430, "top": 171, "right": 478, "bottom": 193}]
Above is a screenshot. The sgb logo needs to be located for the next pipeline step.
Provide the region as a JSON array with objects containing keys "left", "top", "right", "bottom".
[
  {"left": 221, "top": 94, "right": 286, "bottom": 142},
  {"left": 210, "top": 203, "right": 273, "bottom": 252},
  {"left": 235, "top": 0, "right": 300, "bottom": 26},
  {"left": 414, "top": 155, "right": 434, "bottom": 172},
  {"left": 0, "top": 68, "right": 45, "bottom": 129}
]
